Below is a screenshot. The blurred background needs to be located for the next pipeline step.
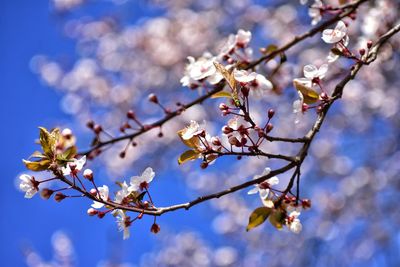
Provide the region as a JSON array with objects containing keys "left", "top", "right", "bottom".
[{"left": 1, "top": 0, "right": 400, "bottom": 266}]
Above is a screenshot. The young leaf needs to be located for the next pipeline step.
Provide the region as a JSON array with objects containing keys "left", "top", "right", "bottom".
[
  {"left": 39, "top": 127, "right": 53, "bottom": 156},
  {"left": 23, "top": 159, "right": 51, "bottom": 172},
  {"left": 177, "top": 130, "right": 200, "bottom": 150},
  {"left": 211, "top": 91, "right": 232, "bottom": 99},
  {"left": 246, "top": 207, "right": 272, "bottom": 231},
  {"left": 178, "top": 149, "right": 200, "bottom": 165},
  {"left": 269, "top": 210, "right": 286, "bottom": 230},
  {"left": 293, "top": 79, "right": 319, "bottom": 104},
  {"left": 213, "top": 62, "right": 240, "bottom": 106}
]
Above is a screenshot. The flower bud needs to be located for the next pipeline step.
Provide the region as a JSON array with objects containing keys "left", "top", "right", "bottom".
[
  {"left": 302, "top": 199, "right": 312, "bottom": 209},
  {"left": 150, "top": 223, "right": 161, "bottom": 234},
  {"left": 86, "top": 120, "right": 95, "bottom": 129},
  {"left": 219, "top": 103, "right": 228, "bottom": 111},
  {"left": 228, "top": 136, "right": 239, "bottom": 146},
  {"left": 211, "top": 137, "right": 221, "bottom": 146},
  {"left": 90, "top": 188, "right": 97, "bottom": 196},
  {"left": 268, "top": 108, "right": 275, "bottom": 119},
  {"left": 200, "top": 162, "right": 208, "bottom": 169},
  {"left": 83, "top": 169, "right": 93, "bottom": 181},
  {"left": 222, "top": 126, "right": 233, "bottom": 134},
  {"left": 266, "top": 123, "right": 274, "bottom": 133},
  {"left": 94, "top": 124, "right": 102, "bottom": 134},
  {"left": 359, "top": 48, "right": 366, "bottom": 56},
  {"left": 87, "top": 208, "right": 98, "bottom": 216},
  {"left": 158, "top": 132, "right": 163, "bottom": 138},
  {"left": 62, "top": 128, "right": 73, "bottom": 139},
  {"left": 119, "top": 151, "right": 126, "bottom": 158},
  {"left": 40, "top": 188, "right": 54, "bottom": 200},
  {"left": 54, "top": 192, "right": 66, "bottom": 202},
  {"left": 148, "top": 93, "right": 158, "bottom": 104},
  {"left": 127, "top": 110, "right": 136, "bottom": 119},
  {"left": 320, "top": 92, "right": 329, "bottom": 100},
  {"left": 367, "top": 40, "right": 373, "bottom": 49},
  {"left": 97, "top": 211, "right": 106, "bottom": 218}
]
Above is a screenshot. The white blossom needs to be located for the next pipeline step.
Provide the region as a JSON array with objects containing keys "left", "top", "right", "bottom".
[
  {"left": 235, "top": 29, "right": 251, "bottom": 46},
  {"left": 19, "top": 174, "right": 38, "bottom": 198},
  {"left": 322, "top": 21, "right": 347, "bottom": 44},
  {"left": 247, "top": 168, "right": 279, "bottom": 200},
  {"left": 62, "top": 156, "right": 86, "bottom": 176},
  {"left": 129, "top": 167, "right": 155, "bottom": 191},
  {"left": 286, "top": 211, "right": 302, "bottom": 234},
  {"left": 308, "top": 0, "right": 323, "bottom": 25},
  {"left": 180, "top": 120, "right": 201, "bottom": 140},
  {"left": 293, "top": 91, "right": 305, "bottom": 124},
  {"left": 299, "top": 64, "right": 328, "bottom": 84},
  {"left": 115, "top": 181, "right": 132, "bottom": 203},
  {"left": 115, "top": 210, "right": 131, "bottom": 240},
  {"left": 91, "top": 185, "right": 109, "bottom": 209}
]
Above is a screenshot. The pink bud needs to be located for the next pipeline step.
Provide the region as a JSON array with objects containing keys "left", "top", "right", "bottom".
[
  {"left": 87, "top": 208, "right": 98, "bottom": 216},
  {"left": 268, "top": 109, "right": 275, "bottom": 119},
  {"left": 150, "top": 223, "right": 161, "bottom": 234},
  {"left": 148, "top": 93, "right": 158, "bottom": 104},
  {"left": 83, "top": 169, "right": 93, "bottom": 181}
]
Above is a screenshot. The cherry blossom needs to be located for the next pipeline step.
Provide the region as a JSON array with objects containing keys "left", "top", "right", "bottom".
[
  {"left": 247, "top": 168, "right": 279, "bottom": 200},
  {"left": 301, "top": 64, "right": 328, "bottom": 86},
  {"left": 62, "top": 156, "right": 86, "bottom": 176},
  {"left": 115, "top": 210, "right": 131, "bottom": 240},
  {"left": 293, "top": 91, "right": 306, "bottom": 124},
  {"left": 233, "top": 69, "right": 273, "bottom": 97},
  {"left": 129, "top": 167, "right": 155, "bottom": 191},
  {"left": 286, "top": 211, "right": 302, "bottom": 234},
  {"left": 91, "top": 185, "right": 109, "bottom": 209},
  {"left": 322, "top": 21, "right": 347, "bottom": 44},
  {"left": 180, "top": 54, "right": 223, "bottom": 87},
  {"left": 180, "top": 120, "right": 202, "bottom": 140},
  {"left": 115, "top": 181, "right": 132, "bottom": 204},
  {"left": 308, "top": 0, "right": 323, "bottom": 25},
  {"left": 19, "top": 174, "right": 39, "bottom": 198}
]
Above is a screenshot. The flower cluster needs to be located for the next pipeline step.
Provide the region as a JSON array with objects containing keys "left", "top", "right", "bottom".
[
  {"left": 180, "top": 29, "right": 271, "bottom": 98},
  {"left": 246, "top": 168, "right": 310, "bottom": 234},
  {"left": 19, "top": 127, "right": 159, "bottom": 240}
]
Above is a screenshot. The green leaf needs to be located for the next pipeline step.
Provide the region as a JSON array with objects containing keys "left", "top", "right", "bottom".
[
  {"left": 23, "top": 159, "right": 51, "bottom": 172},
  {"left": 39, "top": 127, "right": 52, "bottom": 156},
  {"left": 178, "top": 150, "right": 200, "bottom": 165},
  {"left": 293, "top": 80, "right": 319, "bottom": 104},
  {"left": 246, "top": 207, "right": 272, "bottom": 231},
  {"left": 269, "top": 210, "right": 286, "bottom": 230},
  {"left": 38, "top": 127, "right": 60, "bottom": 157},
  {"left": 211, "top": 91, "right": 232, "bottom": 99},
  {"left": 29, "top": 151, "right": 47, "bottom": 160},
  {"left": 261, "top": 44, "right": 278, "bottom": 55},
  {"left": 62, "top": 146, "right": 77, "bottom": 160}
]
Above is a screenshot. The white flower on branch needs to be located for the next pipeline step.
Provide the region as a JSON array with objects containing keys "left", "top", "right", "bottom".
[
  {"left": 91, "top": 185, "right": 109, "bottom": 209},
  {"left": 300, "top": 63, "right": 328, "bottom": 87},
  {"left": 62, "top": 156, "right": 86, "bottom": 176},
  {"left": 115, "top": 210, "right": 131, "bottom": 240},
  {"left": 247, "top": 168, "right": 279, "bottom": 200},
  {"left": 233, "top": 69, "right": 273, "bottom": 98},
  {"left": 180, "top": 54, "right": 223, "bottom": 88},
  {"left": 308, "top": 0, "right": 323, "bottom": 25},
  {"left": 293, "top": 91, "right": 306, "bottom": 124},
  {"left": 130, "top": 167, "right": 155, "bottom": 191},
  {"left": 19, "top": 174, "right": 39, "bottom": 198},
  {"left": 115, "top": 181, "right": 132, "bottom": 204},
  {"left": 322, "top": 21, "right": 348, "bottom": 44},
  {"left": 180, "top": 120, "right": 202, "bottom": 140},
  {"left": 286, "top": 211, "right": 302, "bottom": 234}
]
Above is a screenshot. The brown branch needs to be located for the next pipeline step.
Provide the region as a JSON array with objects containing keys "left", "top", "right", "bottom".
[
  {"left": 246, "top": 0, "right": 368, "bottom": 69},
  {"left": 79, "top": 0, "right": 367, "bottom": 156}
]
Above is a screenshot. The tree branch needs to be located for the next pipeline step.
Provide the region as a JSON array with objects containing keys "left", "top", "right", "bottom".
[{"left": 79, "top": 0, "right": 367, "bottom": 156}]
